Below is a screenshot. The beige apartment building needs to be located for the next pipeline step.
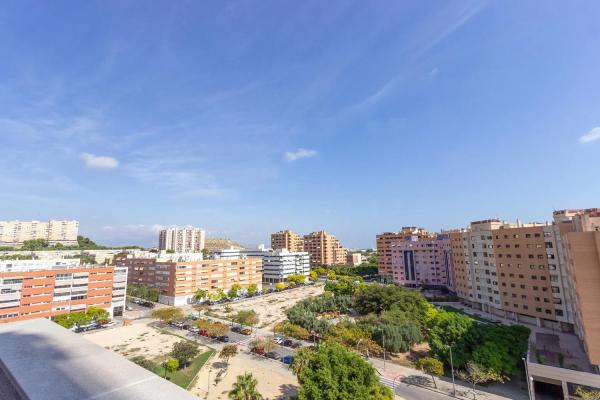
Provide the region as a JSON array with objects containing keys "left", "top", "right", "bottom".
[
  {"left": 0, "top": 220, "right": 79, "bottom": 247},
  {"left": 271, "top": 230, "right": 304, "bottom": 252},
  {"left": 556, "top": 209, "right": 600, "bottom": 365},
  {"left": 346, "top": 252, "right": 363, "bottom": 266},
  {"left": 158, "top": 227, "right": 205, "bottom": 253},
  {"left": 302, "top": 231, "right": 347, "bottom": 267},
  {"left": 115, "top": 253, "right": 262, "bottom": 305}
]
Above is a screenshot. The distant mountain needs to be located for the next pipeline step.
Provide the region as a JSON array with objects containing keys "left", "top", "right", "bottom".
[{"left": 204, "top": 238, "right": 243, "bottom": 251}]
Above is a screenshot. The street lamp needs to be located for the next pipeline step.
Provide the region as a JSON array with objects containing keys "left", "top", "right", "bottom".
[
  {"left": 376, "top": 327, "right": 386, "bottom": 371},
  {"left": 392, "top": 374, "right": 402, "bottom": 393},
  {"left": 449, "top": 344, "right": 456, "bottom": 397}
]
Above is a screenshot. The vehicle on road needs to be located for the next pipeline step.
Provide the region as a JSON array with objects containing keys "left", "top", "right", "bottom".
[
  {"left": 290, "top": 341, "right": 302, "bottom": 348},
  {"left": 199, "top": 329, "right": 209, "bottom": 337},
  {"left": 281, "top": 355, "right": 293, "bottom": 365},
  {"left": 102, "top": 321, "right": 118, "bottom": 328},
  {"left": 252, "top": 347, "right": 265, "bottom": 356},
  {"left": 218, "top": 335, "right": 230, "bottom": 342},
  {"left": 240, "top": 328, "right": 252, "bottom": 335},
  {"left": 231, "top": 326, "right": 241, "bottom": 333},
  {"left": 265, "top": 351, "right": 281, "bottom": 360},
  {"left": 283, "top": 339, "right": 293, "bottom": 347},
  {"left": 125, "top": 305, "right": 133, "bottom": 311},
  {"left": 274, "top": 337, "right": 284, "bottom": 344}
]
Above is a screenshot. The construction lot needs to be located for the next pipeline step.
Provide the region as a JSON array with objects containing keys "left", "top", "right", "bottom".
[{"left": 197, "top": 284, "right": 324, "bottom": 330}]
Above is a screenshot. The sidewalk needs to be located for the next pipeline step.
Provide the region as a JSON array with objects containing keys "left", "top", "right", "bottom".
[{"left": 369, "top": 357, "right": 528, "bottom": 400}]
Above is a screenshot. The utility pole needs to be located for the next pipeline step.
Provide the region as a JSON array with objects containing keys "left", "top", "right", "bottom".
[
  {"left": 523, "top": 357, "right": 532, "bottom": 400},
  {"left": 382, "top": 330, "right": 386, "bottom": 371}
]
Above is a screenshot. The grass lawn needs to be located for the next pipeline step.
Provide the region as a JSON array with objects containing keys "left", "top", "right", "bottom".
[
  {"left": 441, "top": 305, "right": 492, "bottom": 323},
  {"left": 154, "top": 349, "right": 214, "bottom": 389}
]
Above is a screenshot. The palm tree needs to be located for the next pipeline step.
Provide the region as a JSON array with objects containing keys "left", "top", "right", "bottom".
[{"left": 228, "top": 373, "right": 263, "bottom": 400}]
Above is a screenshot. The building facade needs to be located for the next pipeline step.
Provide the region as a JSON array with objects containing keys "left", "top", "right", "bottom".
[
  {"left": 389, "top": 233, "right": 454, "bottom": 290},
  {"left": 0, "top": 220, "right": 79, "bottom": 247},
  {"left": 116, "top": 253, "right": 262, "bottom": 305},
  {"left": 271, "top": 230, "right": 304, "bottom": 252},
  {"left": 302, "top": 231, "right": 347, "bottom": 266},
  {"left": 158, "top": 227, "right": 205, "bottom": 253},
  {"left": 557, "top": 209, "right": 600, "bottom": 365},
  {"left": 346, "top": 252, "right": 363, "bottom": 266},
  {"left": 0, "top": 259, "right": 126, "bottom": 323},
  {"left": 376, "top": 228, "right": 430, "bottom": 277}
]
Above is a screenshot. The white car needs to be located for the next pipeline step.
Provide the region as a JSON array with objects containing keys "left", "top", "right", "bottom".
[{"left": 274, "top": 337, "right": 284, "bottom": 344}]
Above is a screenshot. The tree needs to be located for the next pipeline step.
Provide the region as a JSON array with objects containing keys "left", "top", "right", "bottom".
[
  {"left": 86, "top": 306, "right": 110, "bottom": 325},
  {"left": 193, "top": 289, "right": 207, "bottom": 301},
  {"left": 327, "top": 270, "right": 336, "bottom": 281},
  {"left": 247, "top": 283, "right": 258, "bottom": 296},
  {"left": 286, "top": 274, "right": 306, "bottom": 286},
  {"left": 416, "top": 357, "right": 444, "bottom": 389},
  {"left": 274, "top": 321, "right": 310, "bottom": 340},
  {"left": 457, "top": 362, "right": 503, "bottom": 400},
  {"left": 290, "top": 347, "right": 313, "bottom": 376},
  {"left": 151, "top": 307, "right": 184, "bottom": 323},
  {"left": 171, "top": 341, "right": 199, "bottom": 368},
  {"left": 309, "top": 271, "right": 318, "bottom": 283},
  {"left": 207, "top": 321, "right": 230, "bottom": 337},
  {"left": 163, "top": 357, "right": 179, "bottom": 378},
  {"left": 294, "top": 341, "right": 392, "bottom": 400},
  {"left": 249, "top": 337, "right": 276, "bottom": 353},
  {"left": 372, "top": 321, "right": 423, "bottom": 353},
  {"left": 228, "top": 284, "right": 241, "bottom": 298},
  {"left": 233, "top": 310, "right": 259, "bottom": 330},
  {"left": 275, "top": 282, "right": 286, "bottom": 291},
  {"left": 576, "top": 387, "right": 600, "bottom": 400},
  {"left": 220, "top": 344, "right": 238, "bottom": 367},
  {"left": 229, "top": 372, "right": 263, "bottom": 400}
]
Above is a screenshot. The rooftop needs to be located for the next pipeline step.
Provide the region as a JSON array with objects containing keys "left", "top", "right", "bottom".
[{"left": 0, "top": 318, "right": 198, "bottom": 400}]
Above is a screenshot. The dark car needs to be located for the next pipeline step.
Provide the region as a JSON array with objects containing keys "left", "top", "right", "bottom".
[
  {"left": 282, "top": 355, "right": 293, "bottom": 365},
  {"left": 218, "top": 335, "right": 230, "bottom": 342},
  {"left": 265, "top": 351, "right": 281, "bottom": 360},
  {"left": 283, "top": 339, "right": 293, "bottom": 347},
  {"left": 290, "top": 341, "right": 302, "bottom": 349},
  {"left": 231, "top": 326, "right": 241, "bottom": 333}
]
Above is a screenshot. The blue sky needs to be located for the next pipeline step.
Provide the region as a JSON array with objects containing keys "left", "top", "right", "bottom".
[{"left": 1, "top": 1, "right": 599, "bottom": 248}]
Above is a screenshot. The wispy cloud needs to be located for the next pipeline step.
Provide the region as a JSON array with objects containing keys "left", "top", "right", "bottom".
[
  {"left": 284, "top": 148, "right": 317, "bottom": 162},
  {"left": 579, "top": 127, "right": 600, "bottom": 144},
  {"left": 80, "top": 153, "right": 119, "bottom": 169}
]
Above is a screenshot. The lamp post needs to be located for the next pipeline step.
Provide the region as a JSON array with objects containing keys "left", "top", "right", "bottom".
[
  {"left": 449, "top": 345, "right": 456, "bottom": 397},
  {"left": 376, "top": 327, "right": 386, "bottom": 371},
  {"left": 392, "top": 374, "right": 402, "bottom": 393}
]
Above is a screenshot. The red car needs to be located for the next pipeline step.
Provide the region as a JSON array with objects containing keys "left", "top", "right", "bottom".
[
  {"left": 199, "top": 329, "right": 209, "bottom": 337},
  {"left": 252, "top": 347, "right": 265, "bottom": 356}
]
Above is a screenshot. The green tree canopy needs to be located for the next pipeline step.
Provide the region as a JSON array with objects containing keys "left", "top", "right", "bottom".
[
  {"left": 247, "top": 283, "right": 258, "bottom": 295},
  {"left": 229, "top": 373, "right": 263, "bottom": 400},
  {"left": 151, "top": 307, "right": 184, "bottom": 323},
  {"left": 170, "top": 341, "right": 199, "bottom": 368},
  {"left": 233, "top": 310, "right": 259, "bottom": 328},
  {"left": 294, "top": 341, "right": 393, "bottom": 400},
  {"left": 416, "top": 357, "right": 444, "bottom": 389},
  {"left": 219, "top": 344, "right": 238, "bottom": 366}
]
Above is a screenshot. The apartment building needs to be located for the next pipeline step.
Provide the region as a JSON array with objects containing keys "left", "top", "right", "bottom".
[
  {"left": 0, "top": 220, "right": 79, "bottom": 247},
  {"left": 0, "top": 259, "right": 126, "bottom": 323},
  {"left": 115, "top": 253, "right": 262, "bottom": 305},
  {"left": 376, "top": 228, "right": 430, "bottom": 277},
  {"left": 158, "top": 227, "right": 205, "bottom": 253},
  {"left": 346, "top": 252, "right": 363, "bottom": 266},
  {"left": 389, "top": 232, "right": 454, "bottom": 290},
  {"left": 302, "top": 231, "right": 347, "bottom": 267},
  {"left": 556, "top": 209, "right": 600, "bottom": 365},
  {"left": 211, "top": 246, "right": 310, "bottom": 284},
  {"left": 449, "top": 218, "right": 575, "bottom": 331},
  {"left": 271, "top": 230, "right": 304, "bottom": 252}
]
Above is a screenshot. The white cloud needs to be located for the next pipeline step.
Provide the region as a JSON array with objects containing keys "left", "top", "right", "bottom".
[
  {"left": 579, "top": 127, "right": 600, "bottom": 144},
  {"left": 285, "top": 148, "right": 317, "bottom": 162},
  {"left": 80, "top": 153, "right": 119, "bottom": 169}
]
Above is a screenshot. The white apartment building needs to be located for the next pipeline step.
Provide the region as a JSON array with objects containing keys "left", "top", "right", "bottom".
[
  {"left": 262, "top": 249, "right": 310, "bottom": 284},
  {"left": 0, "top": 220, "right": 79, "bottom": 247},
  {"left": 212, "top": 246, "right": 310, "bottom": 284},
  {"left": 158, "top": 227, "right": 205, "bottom": 253}
]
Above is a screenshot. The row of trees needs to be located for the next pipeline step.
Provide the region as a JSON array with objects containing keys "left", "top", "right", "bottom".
[
  {"left": 11, "top": 236, "right": 143, "bottom": 251},
  {"left": 54, "top": 306, "right": 110, "bottom": 328},
  {"left": 127, "top": 285, "right": 160, "bottom": 302},
  {"left": 193, "top": 283, "right": 259, "bottom": 301}
]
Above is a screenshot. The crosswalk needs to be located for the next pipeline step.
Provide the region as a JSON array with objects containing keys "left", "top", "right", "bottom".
[{"left": 378, "top": 374, "right": 402, "bottom": 390}]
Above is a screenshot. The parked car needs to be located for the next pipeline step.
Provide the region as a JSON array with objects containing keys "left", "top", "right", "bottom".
[
  {"left": 265, "top": 351, "right": 281, "bottom": 360},
  {"left": 231, "top": 325, "right": 241, "bottom": 333},
  {"left": 240, "top": 328, "right": 252, "bottom": 335},
  {"left": 283, "top": 339, "right": 293, "bottom": 347},
  {"left": 252, "top": 347, "right": 265, "bottom": 356},
  {"left": 274, "top": 337, "right": 284, "bottom": 345},
  {"left": 189, "top": 326, "right": 199, "bottom": 333},
  {"left": 199, "top": 329, "right": 209, "bottom": 337},
  {"left": 142, "top": 301, "right": 155, "bottom": 309},
  {"left": 218, "top": 335, "right": 230, "bottom": 342},
  {"left": 281, "top": 355, "right": 293, "bottom": 365},
  {"left": 125, "top": 305, "right": 133, "bottom": 311},
  {"left": 290, "top": 341, "right": 302, "bottom": 349}
]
